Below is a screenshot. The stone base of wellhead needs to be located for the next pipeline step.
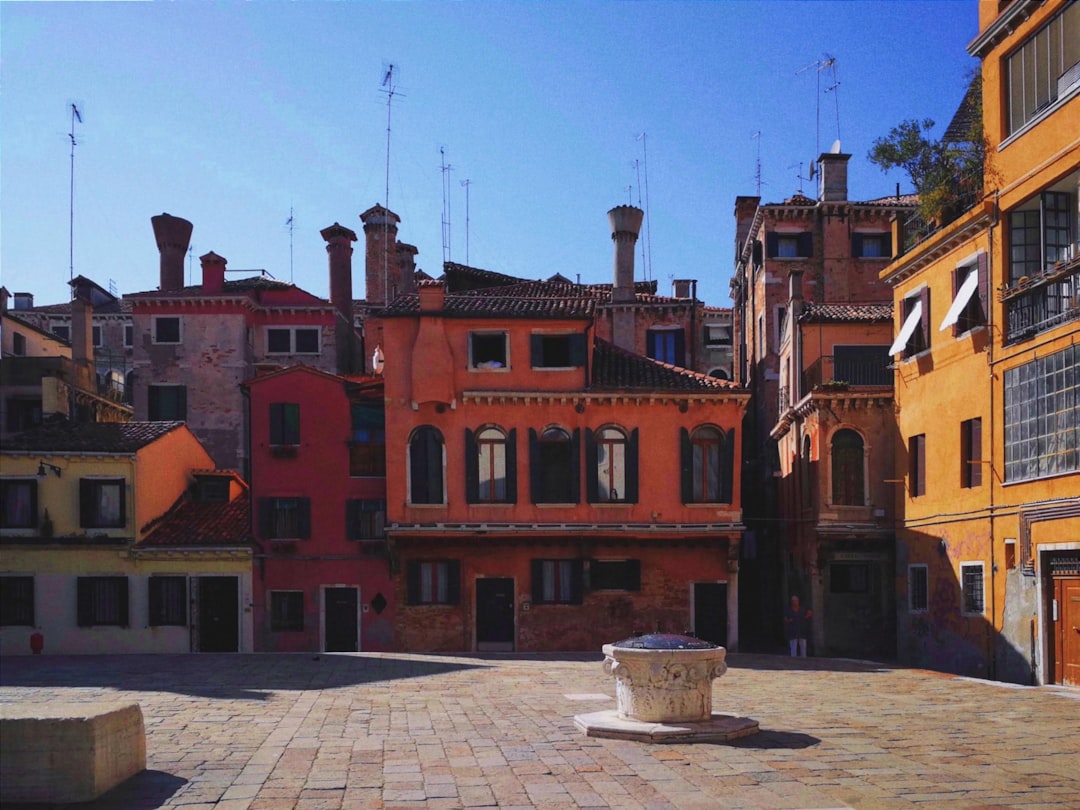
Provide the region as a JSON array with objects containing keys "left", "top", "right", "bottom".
[{"left": 574, "top": 709, "right": 759, "bottom": 744}]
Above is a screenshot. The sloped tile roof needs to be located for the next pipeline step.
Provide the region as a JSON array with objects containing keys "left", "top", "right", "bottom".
[
  {"left": 382, "top": 289, "right": 596, "bottom": 318},
  {"left": 17, "top": 299, "right": 132, "bottom": 316},
  {"left": 798, "top": 302, "right": 893, "bottom": 323},
  {"left": 2, "top": 421, "right": 187, "bottom": 453},
  {"left": 139, "top": 488, "right": 251, "bottom": 548},
  {"left": 123, "top": 276, "right": 298, "bottom": 299},
  {"left": 443, "top": 262, "right": 525, "bottom": 290},
  {"left": 861, "top": 193, "right": 919, "bottom": 207},
  {"left": 591, "top": 339, "right": 740, "bottom": 392}
]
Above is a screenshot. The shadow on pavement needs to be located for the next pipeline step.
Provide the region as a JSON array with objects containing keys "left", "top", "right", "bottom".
[
  {"left": 727, "top": 652, "right": 893, "bottom": 673},
  {"left": 0, "top": 653, "right": 491, "bottom": 701},
  {"left": 724, "top": 729, "right": 821, "bottom": 750},
  {"left": 1, "top": 770, "right": 186, "bottom": 810}
]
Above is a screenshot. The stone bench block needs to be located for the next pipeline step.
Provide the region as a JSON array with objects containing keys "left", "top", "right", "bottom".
[{"left": 0, "top": 702, "right": 146, "bottom": 804}]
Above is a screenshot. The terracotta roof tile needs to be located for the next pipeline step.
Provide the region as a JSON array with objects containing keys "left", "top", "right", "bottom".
[
  {"left": 382, "top": 289, "right": 596, "bottom": 318},
  {"left": 591, "top": 339, "right": 740, "bottom": 392},
  {"left": 798, "top": 302, "right": 893, "bottom": 323},
  {"left": 2, "top": 421, "right": 187, "bottom": 453},
  {"left": 139, "top": 488, "right": 251, "bottom": 548},
  {"left": 17, "top": 299, "right": 132, "bottom": 316},
  {"left": 123, "top": 276, "right": 298, "bottom": 300}
]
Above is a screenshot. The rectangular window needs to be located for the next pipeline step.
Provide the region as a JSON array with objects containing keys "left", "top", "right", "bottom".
[
  {"left": 270, "top": 591, "right": 304, "bottom": 631},
  {"left": 406, "top": 560, "right": 461, "bottom": 605},
  {"left": 77, "top": 576, "right": 129, "bottom": 627},
  {"left": 269, "top": 403, "right": 300, "bottom": 446},
  {"left": 961, "top": 563, "right": 985, "bottom": 615},
  {"left": 909, "top": 434, "right": 926, "bottom": 497},
  {"left": 1004, "top": 345, "right": 1080, "bottom": 481},
  {"left": 124, "top": 324, "right": 134, "bottom": 348},
  {"left": 703, "top": 324, "right": 732, "bottom": 347},
  {"left": 148, "top": 576, "right": 187, "bottom": 626},
  {"left": 79, "top": 478, "right": 126, "bottom": 529},
  {"left": 198, "top": 478, "right": 229, "bottom": 503},
  {"left": 531, "top": 559, "right": 583, "bottom": 604},
  {"left": 51, "top": 324, "right": 70, "bottom": 342},
  {"left": 259, "top": 497, "right": 311, "bottom": 539},
  {"left": 590, "top": 559, "right": 641, "bottom": 591},
  {"left": 13, "top": 332, "right": 26, "bottom": 355},
  {"left": 908, "top": 565, "right": 928, "bottom": 613},
  {"left": 945, "top": 257, "right": 987, "bottom": 335},
  {"left": 961, "top": 417, "right": 983, "bottom": 488},
  {"left": 92, "top": 325, "right": 102, "bottom": 347},
  {"left": 0, "top": 576, "right": 34, "bottom": 626},
  {"left": 152, "top": 316, "right": 181, "bottom": 344},
  {"left": 530, "top": 333, "right": 586, "bottom": 368},
  {"left": 469, "top": 332, "right": 508, "bottom": 369},
  {"left": 766, "top": 231, "right": 813, "bottom": 258},
  {"left": 1006, "top": 0, "right": 1080, "bottom": 135},
  {"left": 266, "top": 327, "right": 321, "bottom": 355},
  {"left": 346, "top": 499, "right": 386, "bottom": 540},
  {"left": 852, "top": 232, "right": 891, "bottom": 258},
  {"left": 0, "top": 479, "right": 38, "bottom": 529},
  {"left": 147, "top": 385, "right": 187, "bottom": 421},
  {"left": 647, "top": 328, "right": 685, "bottom": 366},
  {"left": 830, "top": 563, "right": 870, "bottom": 593},
  {"left": 833, "top": 345, "right": 892, "bottom": 385},
  {"left": 349, "top": 402, "right": 386, "bottom": 476}
]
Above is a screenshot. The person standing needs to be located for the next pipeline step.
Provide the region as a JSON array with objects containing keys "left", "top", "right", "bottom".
[{"left": 784, "top": 595, "right": 812, "bottom": 657}]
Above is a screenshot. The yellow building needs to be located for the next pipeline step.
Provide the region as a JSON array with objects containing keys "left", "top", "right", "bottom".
[
  {"left": 882, "top": 0, "right": 1079, "bottom": 685},
  {"left": 0, "top": 421, "right": 253, "bottom": 655}
]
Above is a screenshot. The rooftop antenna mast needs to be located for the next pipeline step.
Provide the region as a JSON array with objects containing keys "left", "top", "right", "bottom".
[
  {"left": 797, "top": 54, "right": 839, "bottom": 175},
  {"left": 68, "top": 103, "right": 82, "bottom": 287},
  {"left": 440, "top": 147, "right": 453, "bottom": 263},
  {"left": 460, "top": 179, "right": 472, "bottom": 265},
  {"left": 187, "top": 244, "right": 194, "bottom": 286},
  {"left": 788, "top": 162, "right": 807, "bottom": 195},
  {"left": 635, "top": 132, "right": 653, "bottom": 282},
  {"left": 380, "top": 63, "right": 400, "bottom": 302},
  {"left": 286, "top": 207, "right": 295, "bottom": 282},
  {"left": 634, "top": 159, "right": 646, "bottom": 274},
  {"left": 751, "top": 131, "right": 763, "bottom": 195}
]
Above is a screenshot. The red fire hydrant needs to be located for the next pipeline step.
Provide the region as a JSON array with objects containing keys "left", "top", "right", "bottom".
[{"left": 30, "top": 631, "right": 44, "bottom": 655}]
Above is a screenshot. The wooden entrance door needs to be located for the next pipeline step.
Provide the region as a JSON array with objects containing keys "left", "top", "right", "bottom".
[
  {"left": 693, "top": 582, "right": 728, "bottom": 646},
  {"left": 324, "top": 587, "right": 359, "bottom": 652},
  {"left": 1054, "top": 577, "right": 1080, "bottom": 687},
  {"left": 196, "top": 577, "right": 238, "bottom": 652},
  {"left": 476, "top": 578, "right": 514, "bottom": 651}
]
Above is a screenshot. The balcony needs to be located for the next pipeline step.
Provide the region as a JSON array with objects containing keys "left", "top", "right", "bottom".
[
  {"left": 802, "top": 354, "right": 893, "bottom": 393},
  {"left": 1001, "top": 250, "right": 1080, "bottom": 344},
  {"left": 902, "top": 167, "right": 984, "bottom": 253}
]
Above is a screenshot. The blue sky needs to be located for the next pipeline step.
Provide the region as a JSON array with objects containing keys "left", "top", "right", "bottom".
[{"left": 1, "top": 1, "right": 978, "bottom": 310}]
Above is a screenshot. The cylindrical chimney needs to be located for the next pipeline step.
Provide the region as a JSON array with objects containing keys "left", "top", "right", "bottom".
[
  {"left": 359, "top": 204, "right": 401, "bottom": 306},
  {"left": 321, "top": 222, "right": 358, "bottom": 323},
  {"left": 151, "top": 213, "right": 194, "bottom": 291},
  {"left": 608, "top": 205, "right": 644, "bottom": 304},
  {"left": 396, "top": 242, "right": 419, "bottom": 297}
]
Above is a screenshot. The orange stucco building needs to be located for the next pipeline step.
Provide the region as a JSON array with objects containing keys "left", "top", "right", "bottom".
[
  {"left": 377, "top": 208, "right": 749, "bottom": 652},
  {"left": 883, "top": 0, "right": 1079, "bottom": 685}
]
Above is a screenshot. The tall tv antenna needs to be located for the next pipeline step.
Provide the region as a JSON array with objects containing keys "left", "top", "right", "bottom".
[
  {"left": 286, "top": 207, "right": 295, "bottom": 282},
  {"left": 68, "top": 103, "right": 82, "bottom": 286},
  {"left": 460, "top": 178, "right": 472, "bottom": 265},
  {"left": 751, "top": 131, "right": 762, "bottom": 195},
  {"left": 440, "top": 147, "right": 453, "bottom": 263},
  {"left": 797, "top": 54, "right": 840, "bottom": 165},
  {"left": 380, "top": 63, "right": 401, "bottom": 300},
  {"left": 635, "top": 132, "right": 653, "bottom": 282},
  {"left": 788, "top": 162, "right": 807, "bottom": 195}
]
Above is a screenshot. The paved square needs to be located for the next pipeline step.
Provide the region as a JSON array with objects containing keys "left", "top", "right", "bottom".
[{"left": 1, "top": 652, "right": 1077, "bottom": 808}]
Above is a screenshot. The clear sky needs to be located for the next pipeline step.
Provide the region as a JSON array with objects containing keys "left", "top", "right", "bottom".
[{"left": 1, "top": 1, "right": 978, "bottom": 310}]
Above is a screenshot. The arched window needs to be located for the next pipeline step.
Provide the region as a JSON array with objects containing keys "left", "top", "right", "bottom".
[
  {"left": 800, "top": 435, "right": 813, "bottom": 508},
  {"left": 465, "top": 426, "right": 516, "bottom": 503},
  {"left": 409, "top": 426, "right": 444, "bottom": 504},
  {"left": 831, "top": 429, "right": 865, "bottom": 506},
  {"left": 594, "top": 427, "right": 627, "bottom": 502},
  {"left": 680, "top": 426, "right": 731, "bottom": 504},
  {"left": 530, "top": 426, "right": 579, "bottom": 504}
]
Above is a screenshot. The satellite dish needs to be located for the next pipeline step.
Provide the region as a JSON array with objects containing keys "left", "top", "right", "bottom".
[
  {"left": 830, "top": 139, "right": 842, "bottom": 154},
  {"left": 808, "top": 160, "right": 817, "bottom": 180}
]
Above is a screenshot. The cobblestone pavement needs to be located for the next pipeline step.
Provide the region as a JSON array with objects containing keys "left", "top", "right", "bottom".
[{"left": 1, "top": 652, "right": 1078, "bottom": 809}]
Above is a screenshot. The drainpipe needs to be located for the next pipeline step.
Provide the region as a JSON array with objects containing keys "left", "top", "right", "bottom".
[{"left": 987, "top": 195, "right": 998, "bottom": 682}]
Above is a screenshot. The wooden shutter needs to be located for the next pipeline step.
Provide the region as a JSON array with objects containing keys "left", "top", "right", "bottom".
[
  {"left": 570, "top": 429, "right": 581, "bottom": 504},
  {"left": 626, "top": 429, "right": 639, "bottom": 503},
  {"left": 570, "top": 559, "right": 584, "bottom": 605},
  {"left": 585, "top": 429, "right": 599, "bottom": 504},
  {"left": 406, "top": 561, "right": 421, "bottom": 604},
  {"left": 680, "top": 428, "right": 693, "bottom": 503},
  {"left": 506, "top": 429, "right": 518, "bottom": 503},
  {"left": 969, "top": 419, "right": 983, "bottom": 488},
  {"left": 951, "top": 267, "right": 962, "bottom": 337},
  {"left": 883, "top": 232, "right": 893, "bottom": 259},
  {"left": 270, "top": 403, "right": 283, "bottom": 444},
  {"left": 531, "top": 559, "right": 544, "bottom": 603},
  {"left": 79, "top": 479, "right": 94, "bottom": 528},
  {"left": 298, "top": 499, "right": 311, "bottom": 539},
  {"left": 258, "top": 497, "right": 272, "bottom": 538},
  {"left": 528, "top": 429, "right": 541, "bottom": 504},
  {"left": 752, "top": 239, "right": 764, "bottom": 267},
  {"left": 77, "top": 578, "right": 93, "bottom": 626},
  {"left": 530, "top": 334, "right": 543, "bottom": 367},
  {"left": 721, "top": 428, "right": 736, "bottom": 504},
  {"left": 118, "top": 578, "right": 130, "bottom": 627},
  {"left": 177, "top": 386, "right": 188, "bottom": 420},
  {"left": 765, "top": 232, "right": 779, "bottom": 258},
  {"left": 409, "top": 433, "right": 426, "bottom": 503},
  {"left": 464, "top": 429, "right": 479, "bottom": 503},
  {"left": 797, "top": 232, "right": 813, "bottom": 257},
  {"left": 568, "top": 333, "right": 587, "bottom": 367},
  {"left": 919, "top": 287, "right": 931, "bottom": 353},
  {"left": 345, "top": 500, "right": 358, "bottom": 540},
  {"left": 977, "top": 252, "right": 989, "bottom": 324},
  {"left": 673, "top": 330, "right": 686, "bottom": 367},
  {"left": 851, "top": 233, "right": 864, "bottom": 257},
  {"left": 445, "top": 560, "right": 461, "bottom": 605}
]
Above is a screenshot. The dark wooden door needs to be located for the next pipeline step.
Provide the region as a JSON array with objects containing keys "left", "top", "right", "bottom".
[
  {"left": 476, "top": 578, "right": 514, "bottom": 651},
  {"left": 694, "top": 582, "right": 728, "bottom": 646},
  {"left": 197, "top": 577, "right": 238, "bottom": 652},
  {"left": 325, "top": 587, "right": 359, "bottom": 652},
  {"left": 1056, "top": 578, "right": 1080, "bottom": 687}
]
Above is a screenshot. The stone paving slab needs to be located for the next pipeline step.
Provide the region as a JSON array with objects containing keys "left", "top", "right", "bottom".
[{"left": 1, "top": 652, "right": 1078, "bottom": 809}]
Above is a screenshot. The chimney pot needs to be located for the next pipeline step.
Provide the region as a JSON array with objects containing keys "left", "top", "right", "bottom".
[
  {"left": 608, "top": 205, "right": 643, "bottom": 304},
  {"left": 151, "top": 213, "right": 194, "bottom": 291},
  {"left": 200, "top": 251, "right": 227, "bottom": 294}
]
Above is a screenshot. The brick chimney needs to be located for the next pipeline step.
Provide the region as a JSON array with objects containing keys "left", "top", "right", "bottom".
[
  {"left": 359, "top": 204, "right": 401, "bottom": 306},
  {"left": 200, "top": 252, "right": 227, "bottom": 294},
  {"left": 608, "top": 205, "right": 644, "bottom": 304},
  {"left": 151, "top": 213, "right": 194, "bottom": 291},
  {"left": 817, "top": 152, "right": 851, "bottom": 202},
  {"left": 396, "top": 242, "right": 419, "bottom": 297},
  {"left": 68, "top": 276, "right": 96, "bottom": 392},
  {"left": 321, "top": 223, "right": 358, "bottom": 321},
  {"left": 418, "top": 278, "right": 446, "bottom": 312}
]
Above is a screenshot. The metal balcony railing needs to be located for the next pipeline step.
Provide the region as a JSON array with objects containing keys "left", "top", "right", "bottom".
[
  {"left": 803, "top": 355, "right": 893, "bottom": 392},
  {"left": 1003, "top": 258, "right": 1080, "bottom": 344}
]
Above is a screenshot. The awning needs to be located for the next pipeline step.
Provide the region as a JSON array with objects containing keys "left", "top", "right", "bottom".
[
  {"left": 887, "top": 300, "right": 923, "bottom": 355},
  {"left": 939, "top": 271, "right": 980, "bottom": 331}
]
